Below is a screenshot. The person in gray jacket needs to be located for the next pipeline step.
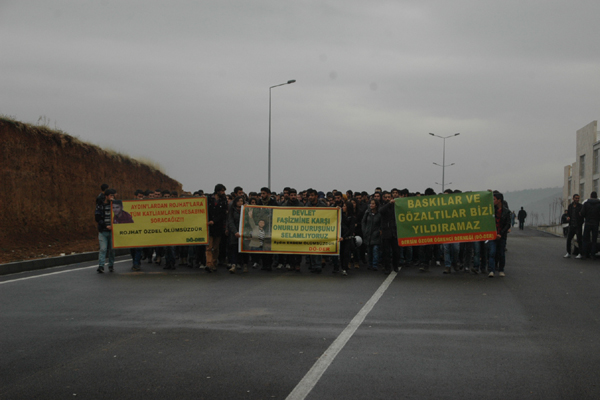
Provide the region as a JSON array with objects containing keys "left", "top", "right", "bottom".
[{"left": 362, "top": 199, "right": 382, "bottom": 271}]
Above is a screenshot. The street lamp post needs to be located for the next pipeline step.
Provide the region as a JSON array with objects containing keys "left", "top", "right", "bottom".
[
  {"left": 429, "top": 132, "right": 460, "bottom": 192},
  {"left": 269, "top": 79, "right": 296, "bottom": 190}
]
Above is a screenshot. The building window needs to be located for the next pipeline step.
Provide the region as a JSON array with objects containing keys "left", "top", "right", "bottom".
[
  {"left": 580, "top": 155, "right": 586, "bottom": 178},
  {"left": 594, "top": 179, "right": 599, "bottom": 195},
  {"left": 595, "top": 149, "right": 599, "bottom": 174},
  {"left": 580, "top": 182, "right": 585, "bottom": 197}
]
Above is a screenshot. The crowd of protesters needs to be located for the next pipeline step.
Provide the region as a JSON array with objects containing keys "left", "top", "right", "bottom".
[{"left": 95, "top": 183, "right": 512, "bottom": 278}]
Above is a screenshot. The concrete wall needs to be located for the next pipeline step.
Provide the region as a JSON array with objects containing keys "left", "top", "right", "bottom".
[{"left": 563, "top": 120, "right": 599, "bottom": 206}]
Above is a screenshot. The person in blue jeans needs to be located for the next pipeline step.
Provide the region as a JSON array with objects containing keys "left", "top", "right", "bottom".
[
  {"left": 95, "top": 189, "right": 116, "bottom": 273},
  {"left": 443, "top": 242, "right": 460, "bottom": 274}
]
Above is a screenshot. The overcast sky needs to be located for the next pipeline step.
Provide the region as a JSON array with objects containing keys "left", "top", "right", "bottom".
[{"left": 2, "top": 0, "right": 599, "bottom": 195}]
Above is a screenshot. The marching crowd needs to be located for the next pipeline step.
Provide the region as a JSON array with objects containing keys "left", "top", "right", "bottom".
[{"left": 95, "top": 183, "right": 512, "bottom": 278}]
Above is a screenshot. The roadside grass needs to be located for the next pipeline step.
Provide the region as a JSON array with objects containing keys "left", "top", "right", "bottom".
[{"left": 1, "top": 115, "right": 164, "bottom": 173}]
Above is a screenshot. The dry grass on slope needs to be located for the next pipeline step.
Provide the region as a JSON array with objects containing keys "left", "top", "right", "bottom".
[{"left": 1, "top": 115, "right": 164, "bottom": 174}]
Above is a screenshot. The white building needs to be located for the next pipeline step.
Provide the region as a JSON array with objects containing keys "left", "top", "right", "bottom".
[{"left": 564, "top": 121, "right": 600, "bottom": 206}]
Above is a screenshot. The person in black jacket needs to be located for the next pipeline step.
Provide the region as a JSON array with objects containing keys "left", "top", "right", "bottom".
[
  {"left": 580, "top": 192, "right": 600, "bottom": 259},
  {"left": 355, "top": 193, "right": 369, "bottom": 266},
  {"left": 517, "top": 207, "right": 527, "bottom": 230},
  {"left": 338, "top": 201, "right": 356, "bottom": 276},
  {"left": 379, "top": 192, "right": 399, "bottom": 274},
  {"left": 362, "top": 199, "right": 382, "bottom": 271},
  {"left": 488, "top": 192, "right": 511, "bottom": 278},
  {"left": 279, "top": 188, "right": 302, "bottom": 271},
  {"left": 564, "top": 194, "right": 584, "bottom": 258},
  {"left": 561, "top": 210, "right": 569, "bottom": 237},
  {"left": 227, "top": 195, "right": 249, "bottom": 273},
  {"left": 305, "top": 188, "right": 328, "bottom": 273},
  {"left": 206, "top": 183, "right": 228, "bottom": 272}
]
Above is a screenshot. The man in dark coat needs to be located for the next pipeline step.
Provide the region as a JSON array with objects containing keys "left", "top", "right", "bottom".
[
  {"left": 517, "top": 207, "right": 527, "bottom": 230},
  {"left": 379, "top": 192, "right": 399, "bottom": 274},
  {"left": 206, "top": 183, "right": 228, "bottom": 272},
  {"left": 580, "top": 192, "right": 600, "bottom": 259},
  {"left": 488, "top": 192, "right": 511, "bottom": 278},
  {"left": 305, "top": 188, "right": 327, "bottom": 273},
  {"left": 565, "top": 194, "right": 584, "bottom": 258}
]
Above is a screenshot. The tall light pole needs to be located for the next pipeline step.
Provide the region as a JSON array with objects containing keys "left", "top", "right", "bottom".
[
  {"left": 429, "top": 132, "right": 460, "bottom": 192},
  {"left": 269, "top": 79, "right": 296, "bottom": 190}
]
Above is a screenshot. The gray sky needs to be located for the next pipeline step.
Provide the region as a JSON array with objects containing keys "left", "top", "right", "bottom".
[{"left": 2, "top": 0, "right": 599, "bottom": 195}]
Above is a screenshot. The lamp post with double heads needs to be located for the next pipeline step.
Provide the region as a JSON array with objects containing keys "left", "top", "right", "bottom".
[
  {"left": 429, "top": 132, "right": 460, "bottom": 192},
  {"left": 268, "top": 79, "right": 296, "bottom": 190}
]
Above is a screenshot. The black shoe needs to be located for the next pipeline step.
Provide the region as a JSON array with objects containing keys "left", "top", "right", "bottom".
[
  {"left": 393, "top": 266, "right": 399, "bottom": 272},
  {"left": 108, "top": 267, "right": 114, "bottom": 272},
  {"left": 97, "top": 266, "right": 104, "bottom": 273}
]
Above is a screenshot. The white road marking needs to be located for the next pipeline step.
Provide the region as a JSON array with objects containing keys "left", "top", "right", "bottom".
[
  {"left": 0, "top": 260, "right": 129, "bottom": 284},
  {"left": 286, "top": 271, "right": 398, "bottom": 400}
]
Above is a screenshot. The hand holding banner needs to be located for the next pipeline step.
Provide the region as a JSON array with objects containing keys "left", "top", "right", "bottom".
[
  {"left": 112, "top": 198, "right": 208, "bottom": 248},
  {"left": 240, "top": 205, "right": 340, "bottom": 255},
  {"left": 395, "top": 191, "right": 497, "bottom": 246}
]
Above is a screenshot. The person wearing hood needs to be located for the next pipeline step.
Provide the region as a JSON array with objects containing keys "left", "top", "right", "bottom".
[{"left": 580, "top": 191, "right": 600, "bottom": 259}]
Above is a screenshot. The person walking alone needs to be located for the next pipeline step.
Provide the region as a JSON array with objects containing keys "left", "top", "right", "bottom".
[{"left": 517, "top": 207, "right": 527, "bottom": 230}]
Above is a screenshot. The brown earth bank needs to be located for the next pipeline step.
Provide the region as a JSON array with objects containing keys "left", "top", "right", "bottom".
[
  {"left": 0, "top": 235, "right": 98, "bottom": 264},
  {"left": 0, "top": 117, "right": 182, "bottom": 265}
]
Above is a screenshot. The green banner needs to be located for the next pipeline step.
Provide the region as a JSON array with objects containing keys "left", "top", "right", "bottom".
[{"left": 395, "top": 191, "right": 497, "bottom": 246}]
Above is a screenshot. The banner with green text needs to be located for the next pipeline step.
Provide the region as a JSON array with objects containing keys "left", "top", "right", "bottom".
[
  {"left": 239, "top": 205, "right": 340, "bottom": 255},
  {"left": 395, "top": 191, "right": 497, "bottom": 246},
  {"left": 112, "top": 198, "right": 208, "bottom": 248}
]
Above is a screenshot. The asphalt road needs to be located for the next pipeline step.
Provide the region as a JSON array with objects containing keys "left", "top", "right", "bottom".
[{"left": 2, "top": 228, "right": 600, "bottom": 400}]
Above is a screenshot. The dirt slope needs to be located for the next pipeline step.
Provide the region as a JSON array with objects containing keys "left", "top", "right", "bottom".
[{"left": 0, "top": 118, "right": 182, "bottom": 263}]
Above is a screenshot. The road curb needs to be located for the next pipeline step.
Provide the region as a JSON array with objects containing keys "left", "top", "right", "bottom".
[
  {"left": 535, "top": 227, "right": 563, "bottom": 238},
  {"left": 0, "top": 249, "right": 130, "bottom": 276}
]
